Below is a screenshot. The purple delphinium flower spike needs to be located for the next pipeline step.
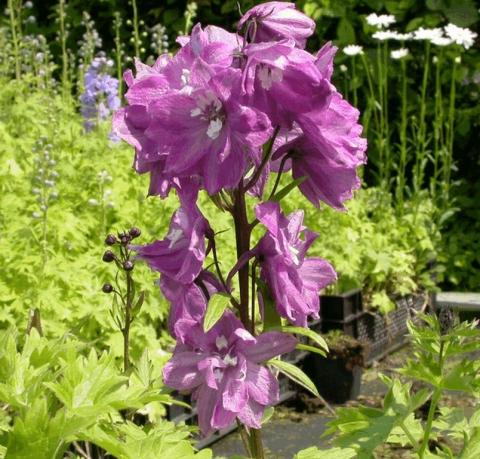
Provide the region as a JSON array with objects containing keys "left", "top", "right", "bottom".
[
  {"left": 133, "top": 181, "right": 209, "bottom": 284},
  {"left": 163, "top": 310, "right": 297, "bottom": 435},
  {"left": 238, "top": 2, "right": 315, "bottom": 49},
  {"left": 80, "top": 55, "right": 120, "bottom": 132},
  {"left": 254, "top": 201, "right": 337, "bottom": 327}
]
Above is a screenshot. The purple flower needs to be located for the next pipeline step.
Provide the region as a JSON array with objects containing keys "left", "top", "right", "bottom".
[
  {"left": 238, "top": 2, "right": 315, "bottom": 49},
  {"left": 160, "top": 270, "right": 223, "bottom": 341},
  {"left": 112, "top": 25, "right": 245, "bottom": 197},
  {"left": 274, "top": 91, "right": 367, "bottom": 210},
  {"left": 163, "top": 310, "right": 297, "bottom": 435},
  {"left": 145, "top": 68, "right": 272, "bottom": 194},
  {"left": 133, "top": 181, "right": 209, "bottom": 284},
  {"left": 80, "top": 56, "right": 120, "bottom": 132},
  {"left": 242, "top": 40, "right": 332, "bottom": 128},
  {"left": 254, "top": 201, "right": 337, "bottom": 327}
]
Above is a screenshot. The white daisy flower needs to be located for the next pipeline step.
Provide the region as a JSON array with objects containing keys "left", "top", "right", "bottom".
[
  {"left": 445, "top": 23, "right": 477, "bottom": 49},
  {"left": 413, "top": 27, "right": 444, "bottom": 42},
  {"left": 372, "top": 30, "right": 398, "bottom": 41},
  {"left": 390, "top": 32, "right": 414, "bottom": 41},
  {"left": 391, "top": 48, "right": 409, "bottom": 60},
  {"left": 431, "top": 36, "right": 454, "bottom": 46},
  {"left": 343, "top": 45, "right": 364, "bottom": 56},
  {"left": 455, "top": 56, "right": 462, "bottom": 64},
  {"left": 366, "top": 13, "right": 396, "bottom": 29}
]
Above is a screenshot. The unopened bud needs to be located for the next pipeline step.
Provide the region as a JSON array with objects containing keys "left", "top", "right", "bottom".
[{"left": 102, "top": 250, "right": 115, "bottom": 263}]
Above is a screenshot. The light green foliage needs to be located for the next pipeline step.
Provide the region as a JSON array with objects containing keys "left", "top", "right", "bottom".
[
  {"left": 0, "top": 78, "right": 178, "bottom": 356},
  {"left": 0, "top": 328, "right": 206, "bottom": 458},
  {"left": 282, "top": 186, "right": 439, "bottom": 311},
  {"left": 401, "top": 315, "right": 480, "bottom": 393},
  {"left": 294, "top": 446, "right": 356, "bottom": 459},
  {"left": 320, "top": 315, "right": 480, "bottom": 458}
]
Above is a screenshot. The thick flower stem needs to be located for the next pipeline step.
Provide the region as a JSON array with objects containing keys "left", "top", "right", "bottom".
[
  {"left": 249, "top": 429, "right": 265, "bottom": 459},
  {"left": 233, "top": 186, "right": 251, "bottom": 328},
  {"left": 418, "top": 340, "right": 445, "bottom": 458},
  {"left": 233, "top": 187, "right": 265, "bottom": 459}
]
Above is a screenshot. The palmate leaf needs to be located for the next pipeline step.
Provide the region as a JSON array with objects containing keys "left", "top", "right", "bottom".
[
  {"left": 81, "top": 421, "right": 212, "bottom": 459},
  {"left": 43, "top": 349, "right": 127, "bottom": 416},
  {"left": 5, "top": 398, "right": 67, "bottom": 459},
  {"left": 326, "top": 376, "right": 428, "bottom": 456}
]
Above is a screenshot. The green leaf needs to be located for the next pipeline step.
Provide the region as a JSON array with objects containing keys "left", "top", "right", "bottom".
[
  {"left": 296, "top": 343, "right": 327, "bottom": 357},
  {"left": 337, "top": 18, "right": 356, "bottom": 45},
  {"left": 261, "top": 407, "right": 274, "bottom": 425},
  {"left": 268, "top": 359, "right": 319, "bottom": 398},
  {"left": 295, "top": 446, "right": 356, "bottom": 459},
  {"left": 460, "top": 427, "right": 480, "bottom": 458},
  {"left": 203, "top": 293, "right": 231, "bottom": 332},
  {"left": 257, "top": 278, "right": 281, "bottom": 330},
  {"left": 270, "top": 326, "right": 329, "bottom": 353},
  {"left": 271, "top": 177, "right": 306, "bottom": 203}
]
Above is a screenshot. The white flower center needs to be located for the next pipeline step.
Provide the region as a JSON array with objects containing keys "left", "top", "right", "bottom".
[
  {"left": 216, "top": 335, "right": 228, "bottom": 350},
  {"left": 166, "top": 228, "right": 183, "bottom": 249},
  {"left": 190, "top": 91, "right": 225, "bottom": 140},
  {"left": 214, "top": 368, "right": 224, "bottom": 382},
  {"left": 289, "top": 245, "right": 301, "bottom": 265},
  {"left": 258, "top": 65, "right": 283, "bottom": 90},
  {"left": 223, "top": 354, "right": 238, "bottom": 366},
  {"left": 207, "top": 119, "right": 223, "bottom": 139}
]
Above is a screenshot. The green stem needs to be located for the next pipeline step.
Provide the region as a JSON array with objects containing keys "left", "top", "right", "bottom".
[
  {"left": 360, "top": 53, "right": 380, "bottom": 137},
  {"left": 418, "top": 341, "right": 445, "bottom": 458},
  {"left": 397, "top": 55, "right": 408, "bottom": 210},
  {"left": 7, "top": 0, "right": 20, "bottom": 79},
  {"left": 131, "top": 0, "right": 140, "bottom": 57},
  {"left": 237, "top": 421, "right": 252, "bottom": 457},
  {"left": 415, "top": 41, "right": 431, "bottom": 195},
  {"left": 249, "top": 429, "right": 265, "bottom": 459},
  {"left": 123, "top": 260, "right": 133, "bottom": 373},
  {"left": 443, "top": 59, "right": 457, "bottom": 212},
  {"left": 376, "top": 42, "right": 385, "bottom": 184},
  {"left": 399, "top": 420, "right": 418, "bottom": 449},
  {"left": 114, "top": 12, "right": 123, "bottom": 98},
  {"left": 58, "top": 0, "right": 69, "bottom": 97},
  {"left": 383, "top": 41, "right": 391, "bottom": 187},
  {"left": 352, "top": 56, "right": 357, "bottom": 108}
]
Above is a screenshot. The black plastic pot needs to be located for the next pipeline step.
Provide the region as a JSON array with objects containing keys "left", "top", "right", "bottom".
[
  {"left": 320, "top": 288, "right": 363, "bottom": 322},
  {"left": 304, "top": 353, "right": 362, "bottom": 404},
  {"left": 320, "top": 292, "right": 428, "bottom": 364}
]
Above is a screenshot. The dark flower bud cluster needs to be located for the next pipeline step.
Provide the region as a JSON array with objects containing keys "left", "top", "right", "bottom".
[
  {"left": 101, "top": 227, "right": 142, "bottom": 294},
  {"left": 438, "top": 307, "right": 456, "bottom": 335},
  {"left": 31, "top": 136, "right": 59, "bottom": 220}
]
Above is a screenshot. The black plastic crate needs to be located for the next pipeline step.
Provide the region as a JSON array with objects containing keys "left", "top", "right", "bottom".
[{"left": 320, "top": 289, "right": 363, "bottom": 322}]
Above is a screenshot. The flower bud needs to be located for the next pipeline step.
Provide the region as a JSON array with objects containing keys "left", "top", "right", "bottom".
[
  {"left": 123, "top": 260, "right": 134, "bottom": 271},
  {"left": 105, "top": 234, "right": 117, "bottom": 245},
  {"left": 102, "top": 283, "right": 113, "bottom": 293},
  {"left": 129, "top": 227, "right": 141, "bottom": 238},
  {"left": 102, "top": 250, "right": 115, "bottom": 262}
]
